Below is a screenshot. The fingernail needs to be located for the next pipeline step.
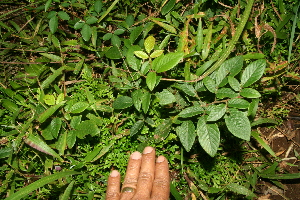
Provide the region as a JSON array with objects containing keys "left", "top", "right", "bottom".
[
  {"left": 110, "top": 170, "right": 119, "bottom": 177},
  {"left": 131, "top": 151, "right": 142, "bottom": 160},
  {"left": 156, "top": 156, "right": 165, "bottom": 163},
  {"left": 143, "top": 146, "right": 153, "bottom": 154}
]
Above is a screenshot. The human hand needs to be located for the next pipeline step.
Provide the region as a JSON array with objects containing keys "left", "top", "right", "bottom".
[{"left": 106, "top": 146, "right": 170, "bottom": 200}]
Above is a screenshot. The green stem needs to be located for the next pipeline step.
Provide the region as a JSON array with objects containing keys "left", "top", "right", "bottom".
[{"left": 192, "top": 0, "right": 255, "bottom": 82}]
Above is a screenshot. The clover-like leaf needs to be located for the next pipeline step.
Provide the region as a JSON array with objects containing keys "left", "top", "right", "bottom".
[
  {"left": 134, "top": 51, "right": 149, "bottom": 59},
  {"left": 150, "top": 50, "right": 164, "bottom": 58},
  {"left": 144, "top": 36, "right": 155, "bottom": 54}
]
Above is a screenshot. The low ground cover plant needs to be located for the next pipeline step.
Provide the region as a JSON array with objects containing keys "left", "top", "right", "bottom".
[{"left": 1, "top": 0, "right": 300, "bottom": 199}]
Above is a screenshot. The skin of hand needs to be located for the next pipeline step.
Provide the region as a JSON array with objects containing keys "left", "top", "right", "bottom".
[{"left": 105, "top": 146, "right": 170, "bottom": 200}]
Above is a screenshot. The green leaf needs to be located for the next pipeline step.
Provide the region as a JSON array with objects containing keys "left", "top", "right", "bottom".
[
  {"left": 225, "top": 110, "right": 251, "bottom": 141},
  {"left": 224, "top": 55, "right": 244, "bottom": 77},
  {"left": 69, "top": 102, "right": 89, "bottom": 113},
  {"left": 176, "top": 121, "right": 196, "bottom": 152},
  {"left": 243, "top": 53, "right": 265, "bottom": 59},
  {"left": 40, "top": 53, "right": 62, "bottom": 62},
  {"left": 42, "top": 118, "right": 62, "bottom": 140},
  {"left": 130, "top": 25, "right": 143, "bottom": 44},
  {"left": 202, "top": 23, "right": 213, "bottom": 60},
  {"left": 151, "top": 18, "right": 177, "bottom": 34},
  {"left": 94, "top": 0, "right": 103, "bottom": 13},
  {"left": 1, "top": 99, "right": 19, "bottom": 113},
  {"left": 0, "top": 147, "right": 12, "bottom": 158},
  {"left": 216, "top": 88, "right": 238, "bottom": 99},
  {"left": 132, "top": 89, "right": 143, "bottom": 111},
  {"left": 84, "top": 146, "right": 102, "bottom": 162},
  {"left": 240, "top": 88, "right": 261, "bottom": 98},
  {"left": 134, "top": 51, "right": 149, "bottom": 59},
  {"left": 105, "top": 46, "right": 122, "bottom": 59},
  {"left": 146, "top": 71, "right": 157, "bottom": 91},
  {"left": 196, "top": 19, "right": 203, "bottom": 53},
  {"left": 228, "top": 98, "right": 250, "bottom": 109},
  {"left": 226, "top": 183, "right": 256, "bottom": 197},
  {"left": 251, "top": 131, "right": 276, "bottom": 157},
  {"left": 130, "top": 120, "right": 144, "bottom": 136},
  {"left": 207, "top": 104, "right": 226, "bottom": 122},
  {"left": 248, "top": 98, "right": 259, "bottom": 118},
  {"left": 197, "top": 117, "right": 220, "bottom": 157},
  {"left": 111, "top": 34, "right": 121, "bottom": 47},
  {"left": 49, "top": 15, "right": 58, "bottom": 33},
  {"left": 178, "top": 106, "right": 203, "bottom": 118},
  {"left": 156, "top": 89, "right": 176, "bottom": 105},
  {"left": 81, "top": 24, "right": 92, "bottom": 41},
  {"left": 114, "top": 29, "right": 125, "bottom": 35},
  {"left": 153, "top": 52, "right": 184, "bottom": 73},
  {"left": 228, "top": 76, "right": 240, "bottom": 91},
  {"left": 142, "top": 91, "right": 151, "bottom": 113},
  {"left": 90, "top": 141, "right": 114, "bottom": 162},
  {"left": 144, "top": 36, "right": 155, "bottom": 54},
  {"left": 174, "top": 83, "right": 197, "bottom": 97},
  {"left": 258, "top": 172, "right": 300, "bottom": 179},
  {"left": 57, "top": 11, "right": 70, "bottom": 20},
  {"left": 161, "top": 0, "right": 176, "bottom": 15},
  {"left": 203, "top": 76, "right": 217, "bottom": 93},
  {"left": 45, "top": 0, "right": 53, "bottom": 12},
  {"left": 85, "top": 16, "right": 98, "bottom": 24},
  {"left": 113, "top": 96, "right": 133, "bottom": 109},
  {"left": 240, "top": 59, "right": 266, "bottom": 87},
  {"left": 60, "top": 181, "right": 75, "bottom": 200},
  {"left": 44, "top": 94, "right": 55, "bottom": 105},
  {"left": 150, "top": 50, "right": 164, "bottom": 58},
  {"left": 67, "top": 130, "right": 76, "bottom": 149},
  {"left": 103, "top": 33, "right": 113, "bottom": 40},
  {"left": 57, "top": 132, "right": 67, "bottom": 155},
  {"left": 126, "top": 45, "right": 142, "bottom": 71},
  {"left": 6, "top": 171, "right": 81, "bottom": 200},
  {"left": 24, "top": 134, "right": 63, "bottom": 161},
  {"left": 154, "top": 119, "right": 172, "bottom": 141},
  {"left": 74, "top": 120, "right": 99, "bottom": 139},
  {"left": 38, "top": 101, "right": 65, "bottom": 123},
  {"left": 251, "top": 118, "right": 278, "bottom": 127},
  {"left": 74, "top": 21, "right": 85, "bottom": 29}
]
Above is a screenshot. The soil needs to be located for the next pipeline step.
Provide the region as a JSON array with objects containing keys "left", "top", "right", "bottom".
[{"left": 255, "top": 86, "right": 300, "bottom": 200}]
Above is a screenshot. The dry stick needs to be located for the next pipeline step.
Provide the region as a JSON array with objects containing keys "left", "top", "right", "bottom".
[{"left": 187, "top": 0, "right": 255, "bottom": 83}]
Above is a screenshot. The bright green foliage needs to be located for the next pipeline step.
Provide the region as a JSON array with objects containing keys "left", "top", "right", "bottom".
[{"left": 1, "top": 0, "right": 299, "bottom": 199}]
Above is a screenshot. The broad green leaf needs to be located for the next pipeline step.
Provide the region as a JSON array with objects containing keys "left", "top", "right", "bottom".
[
  {"left": 207, "top": 104, "right": 226, "bottom": 122},
  {"left": 60, "top": 181, "right": 75, "bottom": 200},
  {"left": 154, "top": 119, "right": 173, "bottom": 141},
  {"left": 203, "top": 76, "right": 217, "bottom": 93},
  {"left": 228, "top": 98, "right": 250, "bottom": 109},
  {"left": 251, "top": 118, "right": 278, "bottom": 127},
  {"left": 42, "top": 118, "right": 62, "bottom": 140},
  {"left": 74, "top": 120, "right": 99, "bottom": 139},
  {"left": 248, "top": 98, "right": 259, "bottom": 118},
  {"left": 111, "top": 35, "right": 121, "bottom": 47},
  {"left": 225, "top": 110, "right": 251, "bottom": 141},
  {"left": 24, "top": 134, "right": 63, "bottom": 161},
  {"left": 144, "top": 36, "right": 155, "bottom": 54},
  {"left": 134, "top": 51, "right": 149, "bottom": 59},
  {"left": 240, "top": 88, "right": 261, "bottom": 98},
  {"left": 41, "top": 66, "right": 66, "bottom": 89},
  {"left": 150, "top": 50, "right": 164, "bottom": 58},
  {"left": 197, "top": 117, "right": 220, "bottom": 157},
  {"left": 6, "top": 171, "right": 81, "bottom": 200},
  {"left": 44, "top": 94, "right": 55, "bottom": 105},
  {"left": 226, "top": 183, "right": 256, "bottom": 197},
  {"left": 81, "top": 24, "right": 92, "bottom": 41},
  {"left": 130, "top": 25, "right": 143, "bottom": 44},
  {"left": 142, "top": 91, "right": 151, "bottom": 113},
  {"left": 74, "top": 21, "right": 85, "bottom": 29},
  {"left": 57, "top": 132, "right": 67, "bottom": 155},
  {"left": 216, "top": 88, "right": 238, "bottom": 99},
  {"left": 114, "top": 29, "right": 125, "bottom": 35},
  {"left": 57, "top": 11, "right": 70, "bottom": 20},
  {"left": 1, "top": 99, "right": 19, "bottom": 113},
  {"left": 176, "top": 121, "right": 196, "bottom": 152},
  {"left": 69, "top": 102, "right": 89, "bottom": 113},
  {"left": 228, "top": 76, "right": 240, "bottom": 91},
  {"left": 132, "top": 89, "right": 143, "bottom": 111},
  {"left": 224, "top": 55, "right": 244, "bottom": 77},
  {"left": 113, "top": 96, "right": 133, "bottom": 110},
  {"left": 86, "top": 16, "right": 98, "bottom": 24},
  {"left": 94, "top": 0, "right": 103, "bottom": 13},
  {"left": 103, "top": 33, "right": 113, "bottom": 40},
  {"left": 70, "top": 115, "right": 82, "bottom": 129},
  {"left": 0, "top": 147, "right": 12, "bottom": 158},
  {"left": 174, "top": 83, "right": 197, "bottom": 97},
  {"left": 196, "top": 59, "right": 216, "bottom": 76},
  {"left": 66, "top": 130, "right": 76, "bottom": 149},
  {"left": 130, "top": 120, "right": 144, "bottom": 137},
  {"left": 126, "top": 14, "right": 134, "bottom": 27},
  {"left": 161, "top": 0, "right": 176, "bottom": 15},
  {"left": 214, "top": 65, "right": 228, "bottom": 86},
  {"left": 146, "top": 71, "right": 157, "bottom": 91},
  {"left": 38, "top": 101, "right": 65, "bottom": 123},
  {"left": 84, "top": 146, "right": 102, "bottom": 162},
  {"left": 156, "top": 89, "right": 176, "bottom": 105},
  {"left": 159, "top": 35, "right": 170, "bottom": 50},
  {"left": 127, "top": 45, "right": 142, "bottom": 71},
  {"left": 45, "top": 0, "right": 52, "bottom": 12},
  {"left": 251, "top": 131, "right": 276, "bottom": 157},
  {"left": 92, "top": 104, "right": 113, "bottom": 112},
  {"left": 105, "top": 46, "right": 122, "bottom": 59},
  {"left": 49, "top": 15, "right": 58, "bottom": 33},
  {"left": 178, "top": 106, "right": 203, "bottom": 118},
  {"left": 241, "top": 59, "right": 266, "bottom": 87},
  {"left": 153, "top": 52, "right": 184, "bottom": 73},
  {"left": 51, "top": 35, "right": 60, "bottom": 48},
  {"left": 202, "top": 23, "right": 212, "bottom": 60},
  {"left": 40, "top": 53, "right": 62, "bottom": 62}
]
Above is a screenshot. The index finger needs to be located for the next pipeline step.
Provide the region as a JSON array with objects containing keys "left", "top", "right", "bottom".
[{"left": 106, "top": 170, "right": 121, "bottom": 200}]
